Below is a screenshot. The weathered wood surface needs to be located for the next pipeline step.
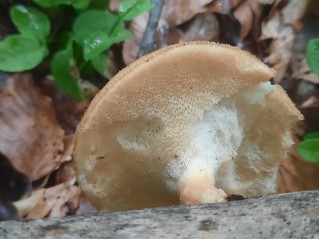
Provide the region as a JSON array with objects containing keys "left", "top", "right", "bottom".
[{"left": 1, "top": 191, "right": 319, "bottom": 239}]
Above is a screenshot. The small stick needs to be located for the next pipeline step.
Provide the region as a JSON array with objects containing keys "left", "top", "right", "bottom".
[{"left": 137, "top": 0, "right": 164, "bottom": 58}]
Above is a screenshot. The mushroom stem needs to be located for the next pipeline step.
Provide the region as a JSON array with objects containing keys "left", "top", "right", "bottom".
[{"left": 178, "top": 168, "right": 227, "bottom": 204}]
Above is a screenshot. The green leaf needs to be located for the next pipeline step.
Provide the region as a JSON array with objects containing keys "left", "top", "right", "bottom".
[
  {"left": 91, "top": 53, "right": 107, "bottom": 74},
  {"left": 0, "top": 35, "right": 45, "bottom": 72},
  {"left": 304, "top": 132, "right": 319, "bottom": 140},
  {"left": 83, "top": 32, "right": 113, "bottom": 61},
  {"left": 119, "top": 0, "right": 153, "bottom": 21},
  {"left": 57, "top": 32, "right": 74, "bottom": 50},
  {"left": 89, "top": 0, "right": 109, "bottom": 9},
  {"left": 110, "top": 26, "right": 132, "bottom": 43},
  {"left": 297, "top": 139, "right": 319, "bottom": 163},
  {"left": 10, "top": 5, "right": 50, "bottom": 41},
  {"left": 69, "top": 0, "right": 89, "bottom": 9},
  {"left": 73, "top": 10, "right": 117, "bottom": 44},
  {"left": 33, "top": 0, "right": 89, "bottom": 9},
  {"left": 33, "top": 0, "right": 54, "bottom": 7},
  {"left": 306, "top": 39, "right": 319, "bottom": 77},
  {"left": 82, "top": 27, "right": 131, "bottom": 61},
  {"left": 51, "top": 49, "right": 85, "bottom": 100}
]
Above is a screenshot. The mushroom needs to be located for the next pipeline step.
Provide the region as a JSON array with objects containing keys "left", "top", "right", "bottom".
[{"left": 74, "top": 41, "right": 303, "bottom": 211}]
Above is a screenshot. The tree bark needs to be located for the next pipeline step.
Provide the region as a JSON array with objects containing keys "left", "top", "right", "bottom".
[{"left": 1, "top": 190, "right": 319, "bottom": 239}]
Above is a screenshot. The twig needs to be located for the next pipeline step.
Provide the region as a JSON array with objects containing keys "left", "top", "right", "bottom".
[{"left": 137, "top": 0, "right": 164, "bottom": 58}]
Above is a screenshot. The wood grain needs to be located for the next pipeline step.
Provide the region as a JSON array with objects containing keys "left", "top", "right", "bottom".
[{"left": 1, "top": 190, "right": 319, "bottom": 239}]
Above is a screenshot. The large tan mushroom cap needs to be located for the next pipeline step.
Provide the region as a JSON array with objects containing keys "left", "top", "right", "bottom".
[{"left": 74, "top": 41, "right": 303, "bottom": 211}]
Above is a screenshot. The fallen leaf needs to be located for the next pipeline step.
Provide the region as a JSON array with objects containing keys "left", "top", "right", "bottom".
[
  {"left": 180, "top": 13, "right": 220, "bottom": 42},
  {"left": 14, "top": 183, "right": 81, "bottom": 219},
  {"left": 262, "top": 12, "right": 295, "bottom": 82},
  {"left": 282, "top": 0, "right": 310, "bottom": 32},
  {"left": 291, "top": 58, "right": 319, "bottom": 84},
  {"left": 301, "top": 95, "right": 319, "bottom": 108},
  {"left": 233, "top": 0, "right": 263, "bottom": 39},
  {"left": 38, "top": 77, "right": 88, "bottom": 135},
  {"left": 56, "top": 161, "right": 76, "bottom": 186},
  {"left": 258, "top": 0, "right": 275, "bottom": 4},
  {"left": 0, "top": 74, "right": 64, "bottom": 180},
  {"left": 161, "top": 0, "right": 214, "bottom": 27},
  {"left": 291, "top": 80, "right": 316, "bottom": 105},
  {"left": 55, "top": 136, "right": 76, "bottom": 185},
  {"left": 109, "top": 0, "right": 120, "bottom": 12},
  {"left": 278, "top": 139, "right": 319, "bottom": 193},
  {"left": 122, "top": 0, "right": 219, "bottom": 65},
  {"left": 206, "top": 0, "right": 243, "bottom": 14},
  {"left": 61, "top": 135, "right": 75, "bottom": 163},
  {"left": 261, "top": 0, "right": 309, "bottom": 83}
]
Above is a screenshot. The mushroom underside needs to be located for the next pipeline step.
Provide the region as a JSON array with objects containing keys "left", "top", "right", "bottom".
[
  {"left": 76, "top": 81, "right": 298, "bottom": 211},
  {"left": 177, "top": 82, "right": 295, "bottom": 204}
]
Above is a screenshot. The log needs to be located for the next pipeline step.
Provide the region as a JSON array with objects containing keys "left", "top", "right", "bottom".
[{"left": 1, "top": 191, "right": 319, "bottom": 239}]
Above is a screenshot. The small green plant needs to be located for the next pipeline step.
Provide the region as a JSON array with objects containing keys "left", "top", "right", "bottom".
[
  {"left": 297, "top": 132, "right": 319, "bottom": 163},
  {"left": 296, "top": 40, "right": 319, "bottom": 163},
  {"left": 0, "top": 0, "right": 153, "bottom": 100},
  {"left": 306, "top": 38, "right": 319, "bottom": 77}
]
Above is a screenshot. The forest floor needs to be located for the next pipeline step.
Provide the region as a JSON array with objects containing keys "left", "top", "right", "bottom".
[{"left": 0, "top": 0, "right": 318, "bottom": 221}]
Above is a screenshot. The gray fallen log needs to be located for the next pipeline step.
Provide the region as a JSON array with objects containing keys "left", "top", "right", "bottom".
[{"left": 1, "top": 191, "right": 319, "bottom": 239}]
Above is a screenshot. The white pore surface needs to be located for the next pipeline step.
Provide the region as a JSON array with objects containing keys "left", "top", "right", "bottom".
[{"left": 167, "top": 82, "right": 283, "bottom": 197}]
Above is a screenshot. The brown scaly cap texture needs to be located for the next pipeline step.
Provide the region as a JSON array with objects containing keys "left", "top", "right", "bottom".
[{"left": 78, "top": 41, "right": 276, "bottom": 129}]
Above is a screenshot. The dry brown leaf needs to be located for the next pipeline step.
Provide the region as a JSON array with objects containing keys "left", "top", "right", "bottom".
[
  {"left": 278, "top": 141, "right": 319, "bottom": 193},
  {"left": 258, "top": 0, "right": 275, "bottom": 4},
  {"left": 307, "top": 0, "right": 319, "bottom": 16},
  {"left": 0, "top": 74, "right": 64, "bottom": 181},
  {"left": 123, "top": 0, "right": 218, "bottom": 65},
  {"left": 262, "top": 12, "right": 294, "bottom": 82},
  {"left": 181, "top": 13, "right": 220, "bottom": 42},
  {"left": 109, "top": 0, "right": 120, "bottom": 12},
  {"left": 234, "top": 2, "right": 254, "bottom": 40},
  {"left": 56, "top": 161, "right": 76, "bottom": 186},
  {"left": 161, "top": 0, "right": 213, "bottom": 27},
  {"left": 61, "top": 135, "right": 75, "bottom": 163},
  {"left": 13, "top": 183, "right": 81, "bottom": 219},
  {"left": 261, "top": 0, "right": 309, "bottom": 83},
  {"left": 301, "top": 96, "right": 319, "bottom": 108},
  {"left": 56, "top": 136, "right": 76, "bottom": 186},
  {"left": 282, "top": 0, "right": 310, "bottom": 32},
  {"left": 206, "top": 0, "right": 243, "bottom": 14},
  {"left": 233, "top": 0, "right": 263, "bottom": 39},
  {"left": 38, "top": 78, "right": 88, "bottom": 135},
  {"left": 291, "top": 58, "right": 319, "bottom": 84}
]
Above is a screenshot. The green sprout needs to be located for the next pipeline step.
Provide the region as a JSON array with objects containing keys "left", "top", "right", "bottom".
[
  {"left": 296, "top": 39, "right": 319, "bottom": 163},
  {"left": 0, "top": 0, "right": 153, "bottom": 100},
  {"left": 306, "top": 38, "right": 319, "bottom": 77},
  {"left": 297, "top": 132, "right": 319, "bottom": 163}
]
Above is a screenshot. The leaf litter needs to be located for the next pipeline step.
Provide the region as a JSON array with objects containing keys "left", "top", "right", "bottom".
[
  {"left": 0, "top": 0, "right": 319, "bottom": 221},
  {"left": 0, "top": 74, "right": 64, "bottom": 181},
  {"left": 0, "top": 74, "right": 89, "bottom": 220}
]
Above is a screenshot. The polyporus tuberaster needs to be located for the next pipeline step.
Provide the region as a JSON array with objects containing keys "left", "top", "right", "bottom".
[{"left": 74, "top": 41, "right": 303, "bottom": 211}]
